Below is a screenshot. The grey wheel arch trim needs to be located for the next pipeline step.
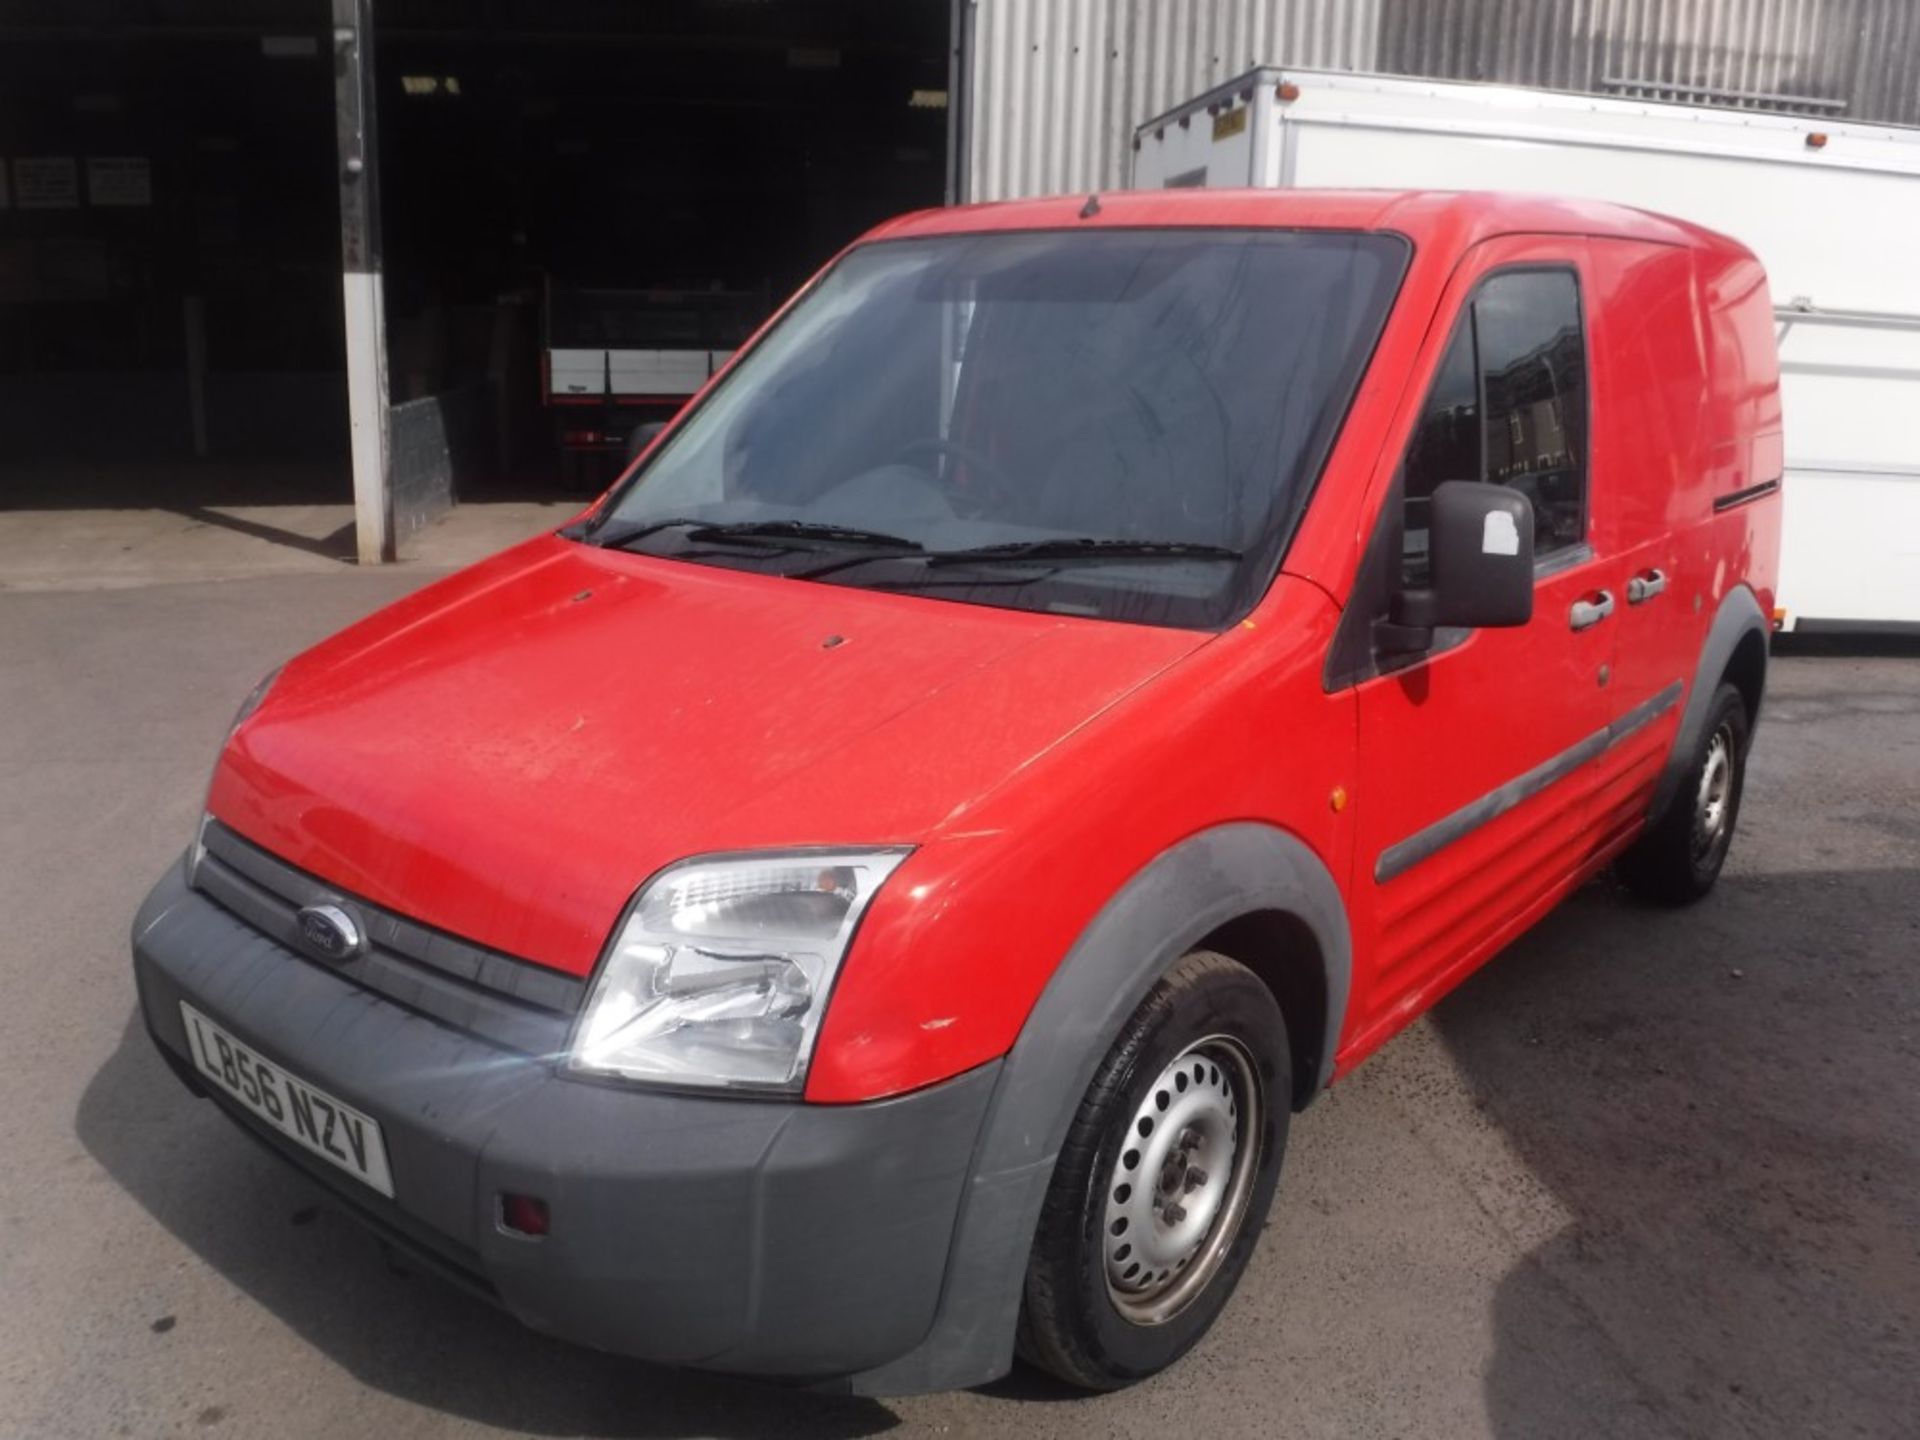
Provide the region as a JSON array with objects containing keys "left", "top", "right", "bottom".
[
  {"left": 846, "top": 822, "right": 1350, "bottom": 1396},
  {"left": 1647, "top": 584, "right": 1769, "bottom": 827}
]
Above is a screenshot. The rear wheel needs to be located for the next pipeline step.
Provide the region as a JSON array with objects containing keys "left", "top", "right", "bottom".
[
  {"left": 1016, "top": 951, "right": 1289, "bottom": 1390},
  {"left": 1618, "top": 681, "right": 1751, "bottom": 904}
]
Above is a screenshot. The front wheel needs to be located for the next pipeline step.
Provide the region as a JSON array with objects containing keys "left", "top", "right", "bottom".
[{"left": 1016, "top": 951, "right": 1290, "bottom": 1390}]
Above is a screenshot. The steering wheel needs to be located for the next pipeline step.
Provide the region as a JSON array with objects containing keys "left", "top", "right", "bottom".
[{"left": 893, "top": 437, "right": 1023, "bottom": 516}]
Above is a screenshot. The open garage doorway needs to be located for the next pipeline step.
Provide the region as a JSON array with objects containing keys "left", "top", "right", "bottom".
[
  {"left": 0, "top": 0, "right": 956, "bottom": 579},
  {"left": 372, "top": 0, "right": 955, "bottom": 505},
  {"left": 0, "top": 0, "right": 358, "bottom": 576}
]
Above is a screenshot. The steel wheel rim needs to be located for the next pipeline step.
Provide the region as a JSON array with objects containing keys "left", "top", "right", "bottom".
[
  {"left": 1692, "top": 722, "right": 1735, "bottom": 863},
  {"left": 1102, "top": 1035, "right": 1263, "bottom": 1326}
]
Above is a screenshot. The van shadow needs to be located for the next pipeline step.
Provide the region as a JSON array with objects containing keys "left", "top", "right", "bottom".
[
  {"left": 75, "top": 1014, "right": 900, "bottom": 1440},
  {"left": 1427, "top": 865, "right": 1920, "bottom": 1438}
]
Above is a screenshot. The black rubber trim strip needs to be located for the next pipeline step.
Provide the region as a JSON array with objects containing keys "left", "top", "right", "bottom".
[
  {"left": 195, "top": 822, "right": 584, "bottom": 1052},
  {"left": 201, "top": 821, "right": 581, "bottom": 1014},
  {"left": 1375, "top": 680, "right": 1683, "bottom": 883},
  {"left": 1712, "top": 477, "right": 1781, "bottom": 513}
]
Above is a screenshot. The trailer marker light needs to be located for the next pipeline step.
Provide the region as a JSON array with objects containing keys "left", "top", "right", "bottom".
[
  {"left": 1277, "top": 81, "right": 1302, "bottom": 103},
  {"left": 1806, "top": 132, "right": 1828, "bottom": 149}
]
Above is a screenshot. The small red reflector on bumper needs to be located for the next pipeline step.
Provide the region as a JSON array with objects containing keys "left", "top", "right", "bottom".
[{"left": 501, "top": 1193, "right": 550, "bottom": 1236}]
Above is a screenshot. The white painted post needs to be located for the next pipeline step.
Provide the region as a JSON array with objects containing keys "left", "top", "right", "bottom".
[{"left": 333, "top": 0, "right": 392, "bottom": 564}]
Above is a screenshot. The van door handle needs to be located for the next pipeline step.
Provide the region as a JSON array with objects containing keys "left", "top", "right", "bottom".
[
  {"left": 1569, "top": 591, "right": 1615, "bottom": 630},
  {"left": 1627, "top": 569, "right": 1668, "bottom": 604}
]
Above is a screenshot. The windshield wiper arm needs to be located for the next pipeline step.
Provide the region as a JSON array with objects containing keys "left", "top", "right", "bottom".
[
  {"left": 799, "top": 536, "right": 1243, "bottom": 582},
  {"left": 686, "top": 519, "right": 925, "bottom": 550},
  {"left": 924, "top": 538, "right": 1242, "bottom": 566},
  {"left": 587, "top": 516, "right": 707, "bottom": 551},
  {"left": 590, "top": 516, "right": 924, "bottom": 555}
]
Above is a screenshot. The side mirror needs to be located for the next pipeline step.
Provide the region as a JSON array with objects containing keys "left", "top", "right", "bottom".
[{"left": 1379, "top": 481, "right": 1535, "bottom": 653}]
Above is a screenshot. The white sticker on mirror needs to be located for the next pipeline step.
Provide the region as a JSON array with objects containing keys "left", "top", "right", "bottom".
[{"left": 1481, "top": 510, "right": 1521, "bottom": 557}]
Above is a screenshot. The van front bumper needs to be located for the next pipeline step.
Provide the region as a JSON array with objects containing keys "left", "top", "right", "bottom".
[{"left": 131, "top": 863, "right": 998, "bottom": 1383}]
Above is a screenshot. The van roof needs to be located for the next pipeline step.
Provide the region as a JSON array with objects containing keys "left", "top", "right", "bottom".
[{"left": 866, "top": 188, "right": 1747, "bottom": 258}]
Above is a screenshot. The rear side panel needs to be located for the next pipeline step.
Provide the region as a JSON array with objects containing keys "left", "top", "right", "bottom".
[
  {"left": 1582, "top": 237, "right": 1715, "bottom": 837},
  {"left": 1703, "top": 244, "right": 1786, "bottom": 613},
  {"left": 1584, "top": 233, "right": 1781, "bottom": 848}
]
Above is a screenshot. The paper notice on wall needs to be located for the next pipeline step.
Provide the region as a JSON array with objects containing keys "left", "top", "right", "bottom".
[
  {"left": 87, "top": 156, "right": 152, "bottom": 207},
  {"left": 14, "top": 157, "right": 78, "bottom": 209}
]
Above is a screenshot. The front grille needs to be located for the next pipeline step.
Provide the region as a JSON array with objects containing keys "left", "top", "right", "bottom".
[{"left": 193, "top": 819, "right": 585, "bottom": 1055}]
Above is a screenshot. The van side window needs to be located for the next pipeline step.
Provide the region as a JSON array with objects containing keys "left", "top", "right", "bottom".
[
  {"left": 1401, "top": 320, "right": 1481, "bottom": 587},
  {"left": 1402, "top": 268, "right": 1588, "bottom": 585}
]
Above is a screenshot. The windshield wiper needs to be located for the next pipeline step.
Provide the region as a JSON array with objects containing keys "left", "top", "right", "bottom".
[
  {"left": 587, "top": 516, "right": 706, "bottom": 550},
  {"left": 924, "top": 538, "right": 1242, "bottom": 566},
  {"left": 797, "top": 535, "right": 1244, "bottom": 583},
  {"left": 589, "top": 516, "right": 923, "bottom": 555},
  {"left": 686, "top": 519, "right": 925, "bottom": 550}
]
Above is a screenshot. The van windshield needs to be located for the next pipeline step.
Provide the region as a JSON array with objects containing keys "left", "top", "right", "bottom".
[{"left": 585, "top": 228, "right": 1408, "bottom": 628}]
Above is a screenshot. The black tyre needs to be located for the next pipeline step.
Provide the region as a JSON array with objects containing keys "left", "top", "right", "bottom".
[
  {"left": 1618, "top": 681, "right": 1751, "bottom": 904},
  {"left": 1016, "top": 951, "right": 1290, "bottom": 1390}
]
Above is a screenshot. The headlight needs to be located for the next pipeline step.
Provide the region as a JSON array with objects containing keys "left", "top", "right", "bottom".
[
  {"left": 229, "top": 666, "right": 282, "bottom": 737},
  {"left": 568, "top": 849, "right": 910, "bottom": 1092},
  {"left": 188, "top": 666, "right": 281, "bottom": 886}
]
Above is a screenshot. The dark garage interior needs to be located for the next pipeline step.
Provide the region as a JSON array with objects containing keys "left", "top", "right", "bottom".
[
  {"left": 0, "top": 0, "right": 345, "bottom": 508},
  {"left": 0, "top": 0, "right": 953, "bottom": 529}
]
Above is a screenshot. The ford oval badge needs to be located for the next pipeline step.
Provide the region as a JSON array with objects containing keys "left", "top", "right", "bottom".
[{"left": 296, "top": 903, "right": 366, "bottom": 962}]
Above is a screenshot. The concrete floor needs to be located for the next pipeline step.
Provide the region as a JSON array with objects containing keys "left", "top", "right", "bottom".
[
  {"left": 1, "top": 553, "right": 1915, "bottom": 1439},
  {"left": 0, "top": 499, "right": 575, "bottom": 592}
]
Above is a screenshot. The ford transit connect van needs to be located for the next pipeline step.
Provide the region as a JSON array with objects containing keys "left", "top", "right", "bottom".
[{"left": 133, "top": 190, "right": 1782, "bottom": 1394}]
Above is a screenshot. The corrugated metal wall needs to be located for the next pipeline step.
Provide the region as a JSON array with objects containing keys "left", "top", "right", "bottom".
[
  {"left": 965, "top": 0, "right": 1380, "bottom": 200},
  {"left": 1377, "top": 0, "right": 1920, "bottom": 123},
  {"left": 966, "top": 0, "right": 1920, "bottom": 200}
]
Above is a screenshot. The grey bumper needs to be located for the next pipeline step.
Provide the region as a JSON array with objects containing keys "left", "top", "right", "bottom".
[{"left": 131, "top": 863, "right": 998, "bottom": 1383}]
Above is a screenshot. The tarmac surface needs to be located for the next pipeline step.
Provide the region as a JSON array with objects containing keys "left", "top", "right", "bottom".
[{"left": 2, "top": 546, "right": 1914, "bottom": 1439}]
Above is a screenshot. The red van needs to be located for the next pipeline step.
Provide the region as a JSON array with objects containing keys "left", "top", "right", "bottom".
[{"left": 133, "top": 191, "right": 1781, "bottom": 1394}]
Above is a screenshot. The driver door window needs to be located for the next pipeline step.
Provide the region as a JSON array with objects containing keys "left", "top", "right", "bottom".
[{"left": 1402, "top": 269, "right": 1589, "bottom": 586}]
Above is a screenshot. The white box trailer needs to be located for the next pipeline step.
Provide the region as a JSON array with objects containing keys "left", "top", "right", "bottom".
[{"left": 1133, "top": 68, "right": 1920, "bottom": 631}]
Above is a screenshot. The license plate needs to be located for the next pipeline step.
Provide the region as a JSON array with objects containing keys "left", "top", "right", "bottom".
[{"left": 179, "top": 1003, "right": 395, "bottom": 1198}]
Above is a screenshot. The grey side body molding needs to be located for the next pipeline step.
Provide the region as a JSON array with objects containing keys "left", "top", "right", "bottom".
[
  {"left": 847, "top": 823, "right": 1350, "bottom": 1396},
  {"left": 1646, "top": 584, "right": 1769, "bottom": 826}
]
